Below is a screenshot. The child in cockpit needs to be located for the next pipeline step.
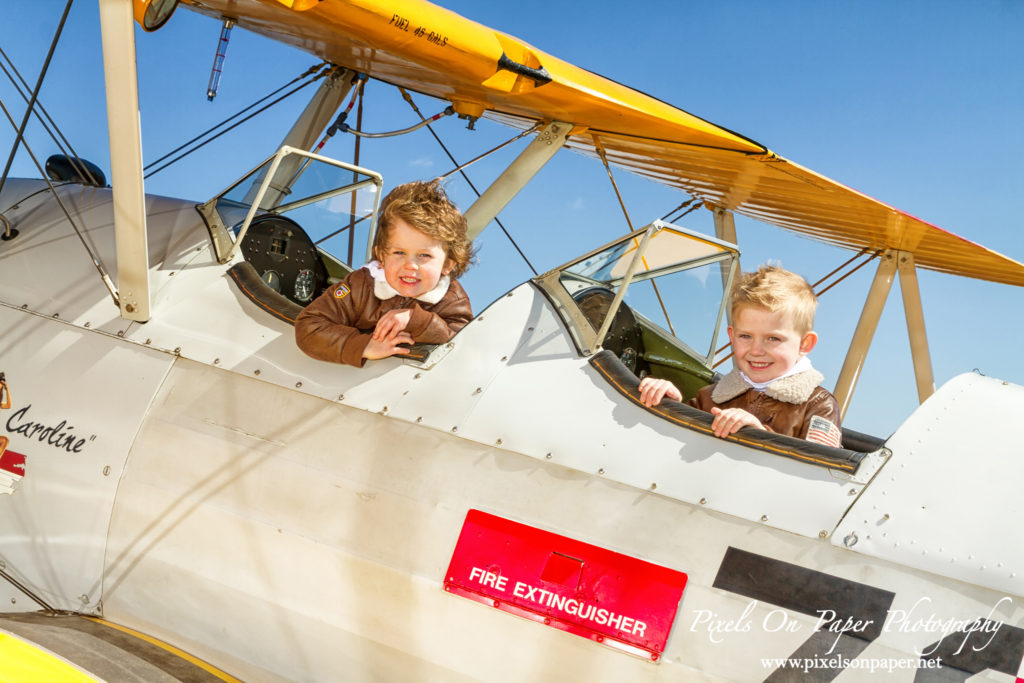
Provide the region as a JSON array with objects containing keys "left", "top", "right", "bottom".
[
  {"left": 295, "top": 179, "right": 473, "bottom": 367},
  {"left": 637, "top": 265, "right": 843, "bottom": 446}
]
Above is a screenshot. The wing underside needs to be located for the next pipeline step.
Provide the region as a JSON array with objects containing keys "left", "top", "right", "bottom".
[{"left": 180, "top": 0, "right": 1024, "bottom": 286}]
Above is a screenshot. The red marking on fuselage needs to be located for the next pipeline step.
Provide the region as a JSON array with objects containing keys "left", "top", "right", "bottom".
[{"left": 0, "top": 449, "right": 26, "bottom": 478}]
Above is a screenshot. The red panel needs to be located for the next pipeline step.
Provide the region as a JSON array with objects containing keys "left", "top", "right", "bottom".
[
  {"left": 444, "top": 509, "right": 688, "bottom": 661},
  {"left": 0, "top": 450, "right": 25, "bottom": 478}
]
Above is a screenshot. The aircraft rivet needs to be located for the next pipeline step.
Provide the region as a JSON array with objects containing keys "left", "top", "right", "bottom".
[
  {"left": 545, "top": 453, "right": 552, "bottom": 459},
  {"left": 381, "top": 406, "right": 388, "bottom": 414},
  {"left": 500, "top": 356, "right": 508, "bottom": 362},
  {"left": 20, "top": 304, "right": 27, "bottom": 309},
  {"left": 598, "top": 468, "right": 605, "bottom": 475},
  {"left": 416, "top": 417, "right": 423, "bottom": 423},
  {"left": 102, "top": 466, "right": 110, "bottom": 476},
  {"left": 543, "top": 617, "right": 551, "bottom": 625},
  {"left": 295, "top": 382, "right": 303, "bottom": 388},
  {"left": 477, "top": 316, "right": 484, "bottom": 321},
  {"left": 79, "top": 594, "right": 89, "bottom": 604},
  {"left": 254, "top": 369, "right": 261, "bottom": 375},
  {"left": 213, "top": 358, "right": 221, "bottom": 365},
  {"left": 10, "top": 598, "right": 14, "bottom": 604},
  {"left": 53, "top": 313, "right": 59, "bottom": 318},
  {"left": 84, "top": 321, "right": 90, "bottom": 327},
  {"left": 0, "top": 560, "right": 6, "bottom": 570},
  {"left": 451, "top": 426, "right": 458, "bottom": 433},
  {"left": 414, "top": 373, "right": 422, "bottom": 379},
  {"left": 174, "top": 347, "right": 181, "bottom": 355},
  {"left": 844, "top": 532, "right": 859, "bottom": 547},
  {"left": 117, "top": 330, "right": 125, "bottom": 337},
  {"left": 819, "top": 530, "right": 828, "bottom": 538},
  {"left": 700, "top": 498, "right": 707, "bottom": 505},
  {"left": 882, "top": 513, "right": 890, "bottom": 521},
  {"left": 761, "top": 515, "right": 768, "bottom": 522},
  {"left": 848, "top": 488, "right": 857, "bottom": 496},
  {"left": 649, "top": 483, "right": 657, "bottom": 490},
  {"left": 125, "top": 304, "right": 135, "bottom": 313},
  {"left": 496, "top": 438, "right": 503, "bottom": 445},
  {"left": 145, "top": 339, "right": 152, "bottom": 345},
  {"left": 492, "top": 600, "right": 500, "bottom": 608},
  {"left": 474, "top": 388, "right": 482, "bottom": 394},
  {"left": 338, "top": 394, "right": 345, "bottom": 400},
  {"left": 446, "top": 342, "right": 454, "bottom": 349}
]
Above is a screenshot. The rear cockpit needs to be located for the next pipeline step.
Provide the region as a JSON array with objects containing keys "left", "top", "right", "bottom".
[{"left": 199, "top": 145, "right": 382, "bottom": 316}]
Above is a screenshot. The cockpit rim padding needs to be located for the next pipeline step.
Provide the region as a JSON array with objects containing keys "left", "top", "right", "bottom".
[
  {"left": 228, "top": 261, "right": 304, "bottom": 325},
  {"left": 589, "top": 350, "right": 868, "bottom": 473}
]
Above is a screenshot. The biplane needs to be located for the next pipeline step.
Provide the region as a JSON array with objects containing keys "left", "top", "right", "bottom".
[{"left": 0, "top": 0, "right": 1022, "bottom": 680}]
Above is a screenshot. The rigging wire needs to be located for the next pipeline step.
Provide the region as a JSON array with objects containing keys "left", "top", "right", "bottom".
[
  {"left": 143, "top": 64, "right": 329, "bottom": 179},
  {"left": 0, "top": 0, "right": 74, "bottom": 200},
  {"left": 0, "top": 46, "right": 100, "bottom": 186},
  {"left": 433, "top": 124, "right": 538, "bottom": 181},
  {"left": 592, "top": 133, "right": 675, "bottom": 337},
  {"left": 0, "top": 96, "right": 119, "bottom": 306},
  {"left": 347, "top": 80, "right": 365, "bottom": 265},
  {"left": 397, "top": 86, "right": 539, "bottom": 275},
  {"left": 660, "top": 197, "right": 704, "bottom": 224}
]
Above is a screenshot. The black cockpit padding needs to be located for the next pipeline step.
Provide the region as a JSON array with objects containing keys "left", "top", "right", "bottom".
[
  {"left": 589, "top": 350, "right": 867, "bottom": 473},
  {"left": 840, "top": 427, "right": 886, "bottom": 453},
  {"left": 228, "top": 261, "right": 304, "bottom": 325}
]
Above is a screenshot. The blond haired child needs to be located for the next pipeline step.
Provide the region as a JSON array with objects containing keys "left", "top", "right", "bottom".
[
  {"left": 639, "top": 265, "right": 842, "bottom": 446},
  {"left": 295, "top": 180, "right": 473, "bottom": 367}
]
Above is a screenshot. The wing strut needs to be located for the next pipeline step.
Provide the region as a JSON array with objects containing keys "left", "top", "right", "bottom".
[
  {"left": 98, "top": 0, "right": 150, "bottom": 321},
  {"left": 464, "top": 121, "right": 571, "bottom": 240},
  {"left": 834, "top": 250, "right": 935, "bottom": 418},
  {"left": 713, "top": 207, "right": 739, "bottom": 325}
]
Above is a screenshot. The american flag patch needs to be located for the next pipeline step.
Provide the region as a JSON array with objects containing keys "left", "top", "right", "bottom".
[
  {"left": 806, "top": 415, "right": 842, "bottom": 448},
  {"left": 333, "top": 284, "right": 350, "bottom": 299}
]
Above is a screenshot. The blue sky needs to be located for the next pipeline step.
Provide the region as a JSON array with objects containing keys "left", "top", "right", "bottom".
[{"left": 2, "top": 1, "right": 1022, "bottom": 437}]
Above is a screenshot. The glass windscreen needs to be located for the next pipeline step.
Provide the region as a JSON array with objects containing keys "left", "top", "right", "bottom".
[
  {"left": 556, "top": 224, "right": 737, "bottom": 363},
  {"left": 214, "top": 152, "right": 381, "bottom": 267}
]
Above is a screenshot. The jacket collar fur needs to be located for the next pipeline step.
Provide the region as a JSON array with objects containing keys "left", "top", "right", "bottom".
[{"left": 712, "top": 366, "right": 825, "bottom": 405}]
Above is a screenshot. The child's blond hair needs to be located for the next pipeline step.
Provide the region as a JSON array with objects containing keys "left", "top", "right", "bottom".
[
  {"left": 731, "top": 265, "right": 817, "bottom": 335},
  {"left": 372, "top": 180, "right": 473, "bottom": 278}
]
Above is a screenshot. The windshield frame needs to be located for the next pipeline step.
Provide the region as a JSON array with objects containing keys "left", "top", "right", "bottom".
[
  {"left": 199, "top": 144, "right": 384, "bottom": 265},
  {"left": 536, "top": 220, "right": 739, "bottom": 366}
]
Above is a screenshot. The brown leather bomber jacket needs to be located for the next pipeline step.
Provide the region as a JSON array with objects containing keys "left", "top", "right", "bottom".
[
  {"left": 688, "top": 368, "right": 842, "bottom": 441},
  {"left": 295, "top": 267, "right": 472, "bottom": 367}
]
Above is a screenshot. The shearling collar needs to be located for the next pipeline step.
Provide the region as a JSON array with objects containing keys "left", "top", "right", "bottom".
[
  {"left": 711, "top": 366, "right": 825, "bottom": 404},
  {"left": 364, "top": 260, "right": 451, "bottom": 305}
]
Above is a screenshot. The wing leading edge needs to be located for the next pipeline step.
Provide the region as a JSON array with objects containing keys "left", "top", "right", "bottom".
[{"left": 179, "top": 0, "right": 1024, "bottom": 286}]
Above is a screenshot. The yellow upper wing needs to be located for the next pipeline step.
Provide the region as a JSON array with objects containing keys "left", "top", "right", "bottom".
[{"left": 181, "top": 0, "right": 1024, "bottom": 286}]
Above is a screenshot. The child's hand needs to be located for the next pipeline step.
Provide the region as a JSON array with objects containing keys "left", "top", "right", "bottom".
[
  {"left": 373, "top": 308, "right": 413, "bottom": 342},
  {"left": 709, "top": 407, "right": 764, "bottom": 438},
  {"left": 638, "top": 377, "right": 682, "bottom": 407},
  {"left": 363, "top": 332, "right": 414, "bottom": 360}
]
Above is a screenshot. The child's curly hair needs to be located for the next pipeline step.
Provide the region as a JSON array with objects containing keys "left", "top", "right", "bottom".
[{"left": 372, "top": 180, "right": 473, "bottom": 278}]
